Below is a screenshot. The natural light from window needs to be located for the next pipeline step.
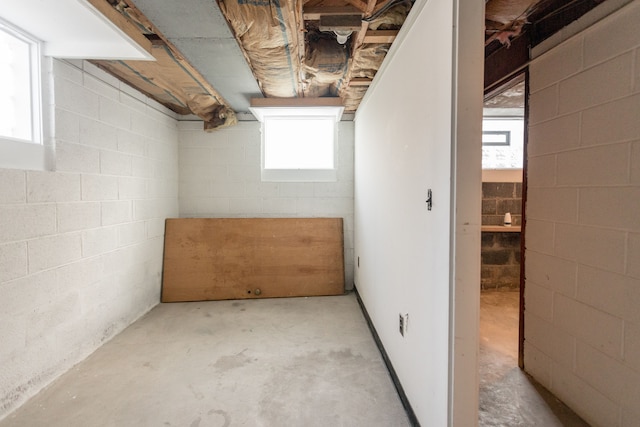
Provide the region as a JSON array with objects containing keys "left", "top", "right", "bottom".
[
  {"left": 264, "top": 117, "right": 334, "bottom": 170},
  {"left": 0, "top": 23, "right": 37, "bottom": 143},
  {"left": 482, "top": 117, "right": 524, "bottom": 170},
  {"left": 250, "top": 99, "right": 343, "bottom": 182}
]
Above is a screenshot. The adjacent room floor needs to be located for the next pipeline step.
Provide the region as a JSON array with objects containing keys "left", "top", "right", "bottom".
[
  {"left": 0, "top": 294, "right": 410, "bottom": 427},
  {"left": 479, "top": 290, "right": 590, "bottom": 426}
]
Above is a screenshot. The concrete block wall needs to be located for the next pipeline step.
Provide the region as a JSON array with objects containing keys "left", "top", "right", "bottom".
[
  {"left": 178, "top": 121, "right": 355, "bottom": 288},
  {"left": 481, "top": 182, "right": 522, "bottom": 290},
  {"left": 482, "top": 182, "right": 522, "bottom": 226},
  {"left": 481, "top": 232, "right": 521, "bottom": 290},
  {"left": 0, "top": 59, "right": 178, "bottom": 419},
  {"left": 525, "top": 2, "right": 640, "bottom": 426}
]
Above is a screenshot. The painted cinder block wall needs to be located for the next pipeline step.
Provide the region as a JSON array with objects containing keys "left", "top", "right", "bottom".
[
  {"left": 0, "top": 59, "right": 179, "bottom": 419},
  {"left": 178, "top": 121, "right": 355, "bottom": 288},
  {"left": 524, "top": 2, "right": 640, "bottom": 426}
]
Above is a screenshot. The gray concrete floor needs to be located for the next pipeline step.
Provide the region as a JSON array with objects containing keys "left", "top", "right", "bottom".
[
  {"left": 0, "top": 294, "right": 410, "bottom": 427},
  {"left": 3, "top": 290, "right": 594, "bottom": 427},
  {"left": 480, "top": 290, "right": 590, "bottom": 426}
]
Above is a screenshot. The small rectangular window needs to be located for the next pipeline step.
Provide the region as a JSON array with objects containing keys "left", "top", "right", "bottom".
[
  {"left": 0, "top": 20, "right": 40, "bottom": 144},
  {"left": 261, "top": 116, "right": 337, "bottom": 181},
  {"left": 250, "top": 99, "right": 343, "bottom": 182},
  {"left": 482, "top": 117, "right": 524, "bottom": 170},
  {"left": 264, "top": 116, "right": 335, "bottom": 169},
  {"left": 0, "top": 19, "right": 49, "bottom": 171},
  {"left": 482, "top": 130, "right": 511, "bottom": 146}
]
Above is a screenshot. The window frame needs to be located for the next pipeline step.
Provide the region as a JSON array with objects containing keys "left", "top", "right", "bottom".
[
  {"left": 250, "top": 99, "right": 344, "bottom": 182},
  {"left": 0, "top": 18, "right": 52, "bottom": 171}
]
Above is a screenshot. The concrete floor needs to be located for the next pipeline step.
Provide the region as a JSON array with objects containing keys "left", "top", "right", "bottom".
[
  {"left": 2, "top": 290, "right": 595, "bottom": 426},
  {"left": 0, "top": 294, "right": 410, "bottom": 427},
  {"left": 480, "top": 290, "right": 590, "bottom": 426}
]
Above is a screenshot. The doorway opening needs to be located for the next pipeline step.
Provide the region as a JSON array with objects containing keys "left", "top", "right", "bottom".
[{"left": 478, "top": 72, "right": 526, "bottom": 423}]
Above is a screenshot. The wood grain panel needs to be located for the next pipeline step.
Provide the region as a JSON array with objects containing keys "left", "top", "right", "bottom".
[{"left": 162, "top": 218, "right": 345, "bottom": 302}]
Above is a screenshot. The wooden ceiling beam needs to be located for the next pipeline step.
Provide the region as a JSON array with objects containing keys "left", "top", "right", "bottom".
[
  {"left": 351, "top": 0, "right": 379, "bottom": 53},
  {"left": 349, "top": 77, "right": 373, "bottom": 86},
  {"left": 363, "top": 30, "right": 398, "bottom": 43},
  {"left": 85, "top": 0, "right": 152, "bottom": 55},
  {"left": 338, "top": 0, "right": 378, "bottom": 101},
  {"left": 250, "top": 97, "right": 343, "bottom": 108}
]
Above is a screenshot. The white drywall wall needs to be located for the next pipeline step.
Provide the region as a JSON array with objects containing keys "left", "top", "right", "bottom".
[
  {"left": 178, "top": 121, "right": 355, "bottom": 288},
  {"left": 0, "top": 59, "right": 178, "bottom": 420},
  {"left": 354, "top": 0, "right": 483, "bottom": 424},
  {"left": 525, "top": 1, "right": 640, "bottom": 425}
]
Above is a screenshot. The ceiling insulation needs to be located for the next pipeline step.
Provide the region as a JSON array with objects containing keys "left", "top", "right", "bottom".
[
  {"left": 218, "top": 0, "right": 303, "bottom": 98},
  {"left": 91, "top": 0, "right": 237, "bottom": 131},
  {"left": 485, "top": 0, "right": 542, "bottom": 47},
  {"left": 217, "top": 0, "right": 411, "bottom": 112},
  {"left": 83, "top": 0, "right": 604, "bottom": 127}
]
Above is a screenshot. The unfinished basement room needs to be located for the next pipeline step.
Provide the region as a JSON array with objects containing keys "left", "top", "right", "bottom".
[{"left": 1, "top": 0, "right": 639, "bottom": 426}]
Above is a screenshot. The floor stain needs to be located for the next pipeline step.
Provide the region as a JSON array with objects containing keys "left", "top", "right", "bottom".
[
  {"left": 212, "top": 349, "right": 252, "bottom": 372},
  {"left": 328, "top": 348, "right": 355, "bottom": 360},
  {"left": 188, "top": 384, "right": 204, "bottom": 400},
  {"left": 208, "top": 409, "right": 231, "bottom": 427}
]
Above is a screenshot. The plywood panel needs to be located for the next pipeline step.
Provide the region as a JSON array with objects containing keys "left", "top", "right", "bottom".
[{"left": 162, "top": 218, "right": 345, "bottom": 302}]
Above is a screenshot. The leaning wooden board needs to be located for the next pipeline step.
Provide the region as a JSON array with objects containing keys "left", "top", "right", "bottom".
[{"left": 161, "top": 218, "right": 345, "bottom": 302}]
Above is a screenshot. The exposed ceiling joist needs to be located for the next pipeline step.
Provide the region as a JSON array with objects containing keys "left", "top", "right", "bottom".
[
  {"left": 349, "top": 77, "right": 373, "bottom": 86},
  {"left": 363, "top": 30, "right": 398, "bottom": 43},
  {"left": 336, "top": 0, "right": 382, "bottom": 108},
  {"left": 351, "top": 0, "right": 379, "bottom": 53},
  {"left": 85, "top": 0, "right": 153, "bottom": 58},
  {"left": 76, "top": 0, "right": 609, "bottom": 126},
  {"left": 91, "top": 0, "right": 237, "bottom": 130}
]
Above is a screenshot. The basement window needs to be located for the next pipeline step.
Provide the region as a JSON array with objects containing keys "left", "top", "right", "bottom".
[
  {"left": 0, "top": 19, "right": 48, "bottom": 170},
  {"left": 0, "top": 21, "right": 41, "bottom": 143},
  {"left": 482, "top": 116, "right": 524, "bottom": 170},
  {"left": 250, "top": 99, "right": 343, "bottom": 182}
]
